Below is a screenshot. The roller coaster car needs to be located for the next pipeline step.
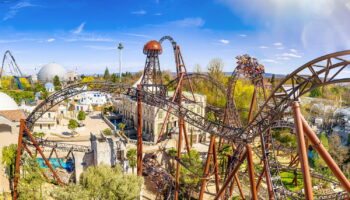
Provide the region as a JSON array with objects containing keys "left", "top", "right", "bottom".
[{"left": 236, "top": 54, "right": 265, "bottom": 79}]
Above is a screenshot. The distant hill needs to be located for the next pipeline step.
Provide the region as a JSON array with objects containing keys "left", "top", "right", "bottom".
[{"left": 223, "top": 72, "right": 285, "bottom": 78}]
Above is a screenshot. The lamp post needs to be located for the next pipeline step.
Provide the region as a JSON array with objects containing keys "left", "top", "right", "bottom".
[{"left": 118, "top": 42, "right": 124, "bottom": 83}]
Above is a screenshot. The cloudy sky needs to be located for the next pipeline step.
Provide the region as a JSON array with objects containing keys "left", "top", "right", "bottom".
[{"left": 0, "top": 0, "right": 349, "bottom": 75}]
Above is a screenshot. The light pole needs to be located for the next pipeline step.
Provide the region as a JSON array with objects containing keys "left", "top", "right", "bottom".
[{"left": 118, "top": 42, "right": 124, "bottom": 83}]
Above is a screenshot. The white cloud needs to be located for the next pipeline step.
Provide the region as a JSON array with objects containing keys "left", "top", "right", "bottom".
[
  {"left": 3, "top": 2, "right": 35, "bottom": 21},
  {"left": 261, "top": 59, "right": 278, "bottom": 63},
  {"left": 65, "top": 37, "right": 114, "bottom": 42},
  {"left": 239, "top": 34, "right": 247, "bottom": 37},
  {"left": 131, "top": 10, "right": 146, "bottom": 15},
  {"left": 290, "top": 49, "right": 297, "bottom": 53},
  {"left": 47, "top": 38, "right": 55, "bottom": 42},
  {"left": 154, "top": 13, "right": 162, "bottom": 16},
  {"left": 72, "top": 22, "right": 86, "bottom": 34},
  {"left": 277, "top": 57, "right": 290, "bottom": 60},
  {"left": 276, "top": 46, "right": 284, "bottom": 50},
  {"left": 273, "top": 42, "right": 283, "bottom": 46},
  {"left": 170, "top": 17, "right": 205, "bottom": 27},
  {"left": 0, "top": 39, "right": 19, "bottom": 43},
  {"left": 124, "top": 33, "right": 150, "bottom": 38},
  {"left": 280, "top": 53, "right": 302, "bottom": 58},
  {"left": 84, "top": 45, "right": 117, "bottom": 50},
  {"left": 219, "top": 39, "right": 229, "bottom": 44},
  {"left": 259, "top": 46, "right": 268, "bottom": 49}
]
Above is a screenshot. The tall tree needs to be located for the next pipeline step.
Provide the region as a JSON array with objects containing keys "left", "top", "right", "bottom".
[
  {"left": 207, "top": 58, "right": 225, "bottom": 81},
  {"left": 53, "top": 75, "right": 62, "bottom": 90},
  {"left": 111, "top": 74, "right": 118, "bottom": 83},
  {"left": 2, "top": 144, "right": 17, "bottom": 192},
  {"left": 270, "top": 74, "right": 276, "bottom": 87},
  {"left": 126, "top": 149, "right": 137, "bottom": 174},
  {"left": 104, "top": 67, "right": 111, "bottom": 80}
]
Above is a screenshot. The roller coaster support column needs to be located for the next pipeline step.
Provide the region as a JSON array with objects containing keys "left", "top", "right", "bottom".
[
  {"left": 292, "top": 102, "right": 314, "bottom": 200},
  {"left": 212, "top": 139, "right": 220, "bottom": 193},
  {"left": 137, "top": 84, "right": 143, "bottom": 176},
  {"left": 175, "top": 73, "right": 184, "bottom": 200},
  {"left": 246, "top": 89, "right": 258, "bottom": 200},
  {"left": 301, "top": 116, "right": 350, "bottom": 194},
  {"left": 13, "top": 120, "right": 25, "bottom": 200},
  {"left": 215, "top": 150, "right": 248, "bottom": 200},
  {"left": 199, "top": 135, "right": 215, "bottom": 199}
]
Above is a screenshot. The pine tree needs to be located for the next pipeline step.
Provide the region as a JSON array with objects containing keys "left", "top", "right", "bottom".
[
  {"left": 53, "top": 75, "right": 62, "bottom": 90},
  {"left": 104, "top": 67, "right": 110, "bottom": 80}
]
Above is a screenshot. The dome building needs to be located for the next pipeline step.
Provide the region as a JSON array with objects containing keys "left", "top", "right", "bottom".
[
  {"left": 37, "top": 63, "right": 67, "bottom": 82},
  {"left": 0, "top": 92, "right": 19, "bottom": 111}
]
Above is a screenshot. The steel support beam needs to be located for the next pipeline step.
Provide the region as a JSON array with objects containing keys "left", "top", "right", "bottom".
[
  {"left": 174, "top": 74, "right": 184, "bottom": 200},
  {"left": 199, "top": 135, "right": 215, "bottom": 199},
  {"left": 137, "top": 84, "right": 143, "bottom": 176},
  {"left": 292, "top": 102, "right": 314, "bottom": 200},
  {"left": 215, "top": 150, "right": 248, "bottom": 200},
  {"left": 301, "top": 116, "right": 350, "bottom": 194},
  {"left": 13, "top": 120, "right": 25, "bottom": 200}
]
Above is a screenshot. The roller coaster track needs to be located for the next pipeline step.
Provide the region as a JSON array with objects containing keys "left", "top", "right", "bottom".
[{"left": 23, "top": 50, "right": 350, "bottom": 199}]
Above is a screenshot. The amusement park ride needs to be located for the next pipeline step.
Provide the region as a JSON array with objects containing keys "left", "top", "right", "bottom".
[
  {"left": 0, "top": 50, "right": 33, "bottom": 90},
  {"left": 11, "top": 36, "right": 350, "bottom": 200}
]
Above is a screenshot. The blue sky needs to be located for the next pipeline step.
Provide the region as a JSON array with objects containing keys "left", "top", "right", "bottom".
[{"left": 0, "top": 0, "right": 350, "bottom": 75}]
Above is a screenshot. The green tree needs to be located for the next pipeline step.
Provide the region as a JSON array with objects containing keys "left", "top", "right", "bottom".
[
  {"left": 118, "top": 122, "right": 126, "bottom": 135},
  {"left": 180, "top": 149, "right": 203, "bottom": 199},
  {"left": 270, "top": 74, "right": 276, "bottom": 87},
  {"left": 319, "top": 133, "right": 329, "bottom": 150},
  {"left": 111, "top": 74, "right": 118, "bottom": 83},
  {"left": 309, "top": 88, "right": 322, "bottom": 97},
  {"left": 126, "top": 149, "right": 137, "bottom": 174},
  {"left": 17, "top": 157, "right": 47, "bottom": 200},
  {"left": 218, "top": 144, "right": 232, "bottom": 175},
  {"left": 53, "top": 75, "right": 62, "bottom": 90},
  {"left": 77, "top": 111, "right": 86, "bottom": 121},
  {"left": 68, "top": 119, "right": 79, "bottom": 134},
  {"left": 51, "top": 184, "right": 90, "bottom": 200},
  {"left": 79, "top": 164, "right": 143, "bottom": 200},
  {"left": 167, "top": 148, "right": 177, "bottom": 175},
  {"left": 33, "top": 132, "right": 46, "bottom": 140},
  {"left": 42, "top": 89, "right": 49, "bottom": 100},
  {"left": 104, "top": 67, "right": 111, "bottom": 80},
  {"left": 2, "top": 144, "right": 17, "bottom": 192}
]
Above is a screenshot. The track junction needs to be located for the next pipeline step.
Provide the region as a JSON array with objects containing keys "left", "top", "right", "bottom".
[{"left": 12, "top": 36, "right": 350, "bottom": 200}]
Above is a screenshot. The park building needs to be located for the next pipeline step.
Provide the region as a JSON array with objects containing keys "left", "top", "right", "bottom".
[
  {"left": 0, "top": 92, "right": 26, "bottom": 193},
  {"left": 19, "top": 100, "right": 67, "bottom": 132},
  {"left": 114, "top": 91, "right": 207, "bottom": 144}
]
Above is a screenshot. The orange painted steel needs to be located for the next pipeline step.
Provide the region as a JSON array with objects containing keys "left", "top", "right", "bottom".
[
  {"left": 137, "top": 84, "right": 143, "bottom": 176},
  {"left": 301, "top": 116, "right": 350, "bottom": 194},
  {"left": 212, "top": 139, "right": 220, "bottom": 194},
  {"left": 292, "top": 102, "right": 314, "bottom": 200},
  {"left": 199, "top": 135, "right": 215, "bottom": 200},
  {"left": 215, "top": 150, "right": 248, "bottom": 200},
  {"left": 246, "top": 89, "right": 258, "bottom": 200},
  {"left": 174, "top": 75, "right": 184, "bottom": 200},
  {"left": 182, "top": 122, "right": 191, "bottom": 153},
  {"left": 13, "top": 120, "right": 65, "bottom": 200},
  {"left": 246, "top": 144, "right": 258, "bottom": 200}
]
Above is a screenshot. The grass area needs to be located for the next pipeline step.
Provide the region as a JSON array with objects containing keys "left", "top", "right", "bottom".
[{"left": 280, "top": 171, "right": 304, "bottom": 191}]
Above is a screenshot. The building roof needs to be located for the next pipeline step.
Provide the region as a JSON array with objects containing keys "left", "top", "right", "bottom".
[
  {"left": 45, "top": 82, "right": 54, "bottom": 88},
  {"left": 38, "top": 63, "right": 67, "bottom": 82},
  {"left": 0, "top": 110, "right": 25, "bottom": 121},
  {"left": 0, "top": 92, "right": 19, "bottom": 111}
]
